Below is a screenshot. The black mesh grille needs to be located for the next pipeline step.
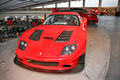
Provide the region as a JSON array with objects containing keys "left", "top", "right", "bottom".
[
  {"left": 29, "top": 30, "right": 43, "bottom": 41},
  {"left": 55, "top": 31, "right": 73, "bottom": 42},
  {"left": 28, "top": 60, "right": 59, "bottom": 66}
]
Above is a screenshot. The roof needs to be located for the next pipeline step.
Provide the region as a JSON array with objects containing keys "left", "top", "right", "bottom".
[{"left": 0, "top": 0, "right": 73, "bottom": 12}]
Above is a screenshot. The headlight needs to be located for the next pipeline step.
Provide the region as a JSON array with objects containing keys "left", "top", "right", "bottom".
[
  {"left": 61, "top": 44, "right": 77, "bottom": 55},
  {"left": 18, "top": 40, "right": 27, "bottom": 51}
]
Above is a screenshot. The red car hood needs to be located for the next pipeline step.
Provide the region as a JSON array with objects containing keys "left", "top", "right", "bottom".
[{"left": 17, "top": 25, "right": 87, "bottom": 57}]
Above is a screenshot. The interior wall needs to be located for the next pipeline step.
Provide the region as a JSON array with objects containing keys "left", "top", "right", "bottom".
[{"left": 30, "top": 7, "right": 117, "bottom": 15}]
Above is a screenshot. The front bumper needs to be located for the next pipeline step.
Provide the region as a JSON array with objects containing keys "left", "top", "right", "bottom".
[
  {"left": 15, "top": 52, "right": 80, "bottom": 71},
  {"left": 14, "top": 55, "right": 85, "bottom": 73}
]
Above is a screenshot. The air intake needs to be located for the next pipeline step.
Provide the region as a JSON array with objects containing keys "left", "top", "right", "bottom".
[
  {"left": 29, "top": 30, "right": 43, "bottom": 41},
  {"left": 43, "top": 37, "right": 53, "bottom": 39},
  {"left": 55, "top": 31, "right": 73, "bottom": 42}
]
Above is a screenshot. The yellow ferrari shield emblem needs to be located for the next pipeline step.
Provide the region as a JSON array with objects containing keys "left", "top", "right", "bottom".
[
  {"left": 39, "top": 52, "right": 42, "bottom": 55},
  {"left": 27, "top": 59, "right": 31, "bottom": 62}
]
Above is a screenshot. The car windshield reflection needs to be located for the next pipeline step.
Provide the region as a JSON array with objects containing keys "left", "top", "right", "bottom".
[{"left": 43, "top": 15, "right": 80, "bottom": 26}]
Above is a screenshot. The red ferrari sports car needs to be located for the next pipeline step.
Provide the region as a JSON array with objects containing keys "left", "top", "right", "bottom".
[
  {"left": 91, "top": 8, "right": 110, "bottom": 15},
  {"left": 55, "top": 8, "right": 98, "bottom": 23},
  {"left": 70, "top": 8, "right": 98, "bottom": 23},
  {"left": 14, "top": 12, "right": 87, "bottom": 73}
]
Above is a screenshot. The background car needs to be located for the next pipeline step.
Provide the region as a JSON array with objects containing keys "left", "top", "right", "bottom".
[
  {"left": 54, "top": 8, "right": 98, "bottom": 23},
  {"left": 91, "top": 8, "right": 110, "bottom": 15}
]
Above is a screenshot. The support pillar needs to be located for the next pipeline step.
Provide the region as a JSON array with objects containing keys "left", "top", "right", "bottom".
[
  {"left": 117, "top": 0, "right": 120, "bottom": 11},
  {"left": 99, "top": 0, "right": 102, "bottom": 10},
  {"left": 69, "top": 0, "right": 71, "bottom": 9},
  {"left": 44, "top": 13, "right": 46, "bottom": 19},
  {"left": 55, "top": 2, "right": 57, "bottom": 8},
  {"left": 83, "top": 0, "right": 85, "bottom": 9},
  {"left": 26, "top": 15, "right": 29, "bottom": 29},
  {"left": 42, "top": 5, "right": 44, "bottom": 11}
]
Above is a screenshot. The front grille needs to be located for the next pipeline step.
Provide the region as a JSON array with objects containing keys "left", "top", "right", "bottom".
[
  {"left": 28, "top": 60, "right": 59, "bottom": 66},
  {"left": 87, "top": 20, "right": 96, "bottom": 22}
]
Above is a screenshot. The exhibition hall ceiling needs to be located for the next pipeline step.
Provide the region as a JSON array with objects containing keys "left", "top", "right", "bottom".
[{"left": 0, "top": 0, "right": 79, "bottom": 12}]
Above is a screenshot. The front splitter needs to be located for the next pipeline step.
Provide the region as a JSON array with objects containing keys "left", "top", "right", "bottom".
[{"left": 14, "top": 56, "right": 85, "bottom": 73}]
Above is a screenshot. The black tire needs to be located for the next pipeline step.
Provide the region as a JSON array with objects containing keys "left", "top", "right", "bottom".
[{"left": 78, "top": 54, "right": 85, "bottom": 64}]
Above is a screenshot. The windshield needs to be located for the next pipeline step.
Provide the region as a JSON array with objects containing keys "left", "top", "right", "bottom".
[{"left": 43, "top": 15, "right": 80, "bottom": 26}]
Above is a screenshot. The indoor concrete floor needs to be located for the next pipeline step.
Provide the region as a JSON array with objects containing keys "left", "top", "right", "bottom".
[
  {"left": 97, "top": 16, "right": 120, "bottom": 80},
  {"left": 0, "top": 15, "right": 120, "bottom": 80}
]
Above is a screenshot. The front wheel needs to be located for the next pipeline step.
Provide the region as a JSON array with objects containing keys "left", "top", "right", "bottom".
[{"left": 78, "top": 54, "right": 85, "bottom": 64}]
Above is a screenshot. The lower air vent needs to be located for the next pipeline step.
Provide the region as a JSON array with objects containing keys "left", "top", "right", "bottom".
[
  {"left": 63, "top": 65, "right": 71, "bottom": 67},
  {"left": 29, "top": 30, "right": 43, "bottom": 41},
  {"left": 55, "top": 31, "right": 73, "bottom": 42}
]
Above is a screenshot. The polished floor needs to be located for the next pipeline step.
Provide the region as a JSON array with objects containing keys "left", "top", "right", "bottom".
[
  {"left": 98, "top": 16, "right": 120, "bottom": 80},
  {"left": 0, "top": 15, "right": 120, "bottom": 80}
]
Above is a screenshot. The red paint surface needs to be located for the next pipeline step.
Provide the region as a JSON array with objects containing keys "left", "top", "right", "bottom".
[{"left": 16, "top": 12, "right": 87, "bottom": 70}]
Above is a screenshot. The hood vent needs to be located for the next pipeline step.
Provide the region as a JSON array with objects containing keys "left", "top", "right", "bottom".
[
  {"left": 29, "top": 30, "right": 43, "bottom": 41},
  {"left": 55, "top": 31, "right": 73, "bottom": 42},
  {"left": 43, "top": 37, "right": 53, "bottom": 39}
]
